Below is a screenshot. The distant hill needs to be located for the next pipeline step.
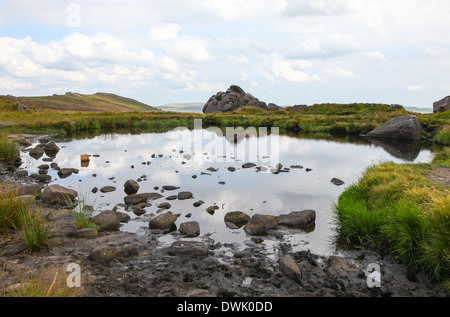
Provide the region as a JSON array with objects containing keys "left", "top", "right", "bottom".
[
  {"left": 2, "top": 92, "right": 159, "bottom": 112},
  {"left": 404, "top": 106, "right": 433, "bottom": 114},
  {"left": 158, "top": 102, "right": 205, "bottom": 113}
]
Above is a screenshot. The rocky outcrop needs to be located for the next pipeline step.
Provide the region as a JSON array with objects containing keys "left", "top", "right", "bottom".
[
  {"left": 433, "top": 96, "right": 450, "bottom": 114},
  {"left": 203, "top": 85, "right": 269, "bottom": 113},
  {"left": 278, "top": 210, "right": 316, "bottom": 228},
  {"left": 366, "top": 115, "right": 422, "bottom": 140},
  {"left": 149, "top": 212, "right": 179, "bottom": 230}
]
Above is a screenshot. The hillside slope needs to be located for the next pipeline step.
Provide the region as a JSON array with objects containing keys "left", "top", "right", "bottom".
[{"left": 2, "top": 92, "right": 158, "bottom": 112}]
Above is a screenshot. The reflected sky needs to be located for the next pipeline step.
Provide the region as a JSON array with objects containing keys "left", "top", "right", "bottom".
[{"left": 19, "top": 130, "right": 434, "bottom": 256}]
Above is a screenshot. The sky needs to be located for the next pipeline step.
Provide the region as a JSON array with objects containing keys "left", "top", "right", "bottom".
[{"left": 0, "top": 0, "right": 449, "bottom": 108}]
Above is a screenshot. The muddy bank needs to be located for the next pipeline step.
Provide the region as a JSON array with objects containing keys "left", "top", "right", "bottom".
[{"left": 0, "top": 200, "right": 447, "bottom": 297}]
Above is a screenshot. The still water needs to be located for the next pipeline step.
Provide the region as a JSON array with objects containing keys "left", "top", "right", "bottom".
[{"left": 19, "top": 129, "right": 433, "bottom": 256}]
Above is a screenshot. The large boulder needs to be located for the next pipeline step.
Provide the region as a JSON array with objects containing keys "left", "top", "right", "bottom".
[
  {"left": 203, "top": 85, "right": 269, "bottom": 113},
  {"left": 41, "top": 185, "right": 78, "bottom": 206},
  {"left": 433, "top": 96, "right": 450, "bottom": 114},
  {"left": 366, "top": 115, "right": 422, "bottom": 140}
]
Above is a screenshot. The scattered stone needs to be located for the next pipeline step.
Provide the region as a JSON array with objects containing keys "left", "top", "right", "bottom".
[
  {"left": 149, "top": 212, "right": 179, "bottom": 230},
  {"left": 327, "top": 256, "right": 360, "bottom": 277},
  {"left": 116, "top": 211, "right": 131, "bottom": 223},
  {"left": 178, "top": 191, "right": 193, "bottom": 200},
  {"left": 193, "top": 200, "right": 204, "bottom": 207},
  {"left": 206, "top": 206, "right": 219, "bottom": 215},
  {"left": 168, "top": 241, "right": 208, "bottom": 257},
  {"left": 242, "top": 162, "right": 257, "bottom": 169},
  {"left": 132, "top": 206, "right": 146, "bottom": 216},
  {"left": 91, "top": 187, "right": 99, "bottom": 194},
  {"left": 158, "top": 202, "right": 171, "bottom": 209},
  {"left": 227, "top": 167, "right": 236, "bottom": 172},
  {"left": 279, "top": 210, "right": 316, "bottom": 228},
  {"left": 68, "top": 228, "right": 98, "bottom": 239},
  {"left": 162, "top": 185, "right": 180, "bottom": 191},
  {"left": 124, "top": 192, "right": 163, "bottom": 205},
  {"left": 166, "top": 195, "right": 177, "bottom": 201},
  {"left": 179, "top": 221, "right": 200, "bottom": 237},
  {"left": 57, "top": 168, "right": 75, "bottom": 179},
  {"left": 279, "top": 256, "right": 302, "bottom": 283},
  {"left": 41, "top": 185, "right": 77, "bottom": 205},
  {"left": 331, "top": 178, "right": 345, "bottom": 186},
  {"left": 290, "top": 165, "right": 303, "bottom": 169},
  {"left": 244, "top": 214, "right": 279, "bottom": 235},
  {"left": 224, "top": 212, "right": 250, "bottom": 228},
  {"left": 100, "top": 186, "right": 116, "bottom": 193},
  {"left": 16, "top": 184, "right": 41, "bottom": 197},
  {"left": 44, "top": 141, "right": 60, "bottom": 156},
  {"left": 124, "top": 179, "right": 140, "bottom": 195},
  {"left": 91, "top": 210, "right": 120, "bottom": 231},
  {"left": 29, "top": 146, "right": 44, "bottom": 159}
]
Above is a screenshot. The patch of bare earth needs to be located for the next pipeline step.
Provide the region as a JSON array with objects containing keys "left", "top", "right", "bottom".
[{"left": 427, "top": 167, "right": 450, "bottom": 186}]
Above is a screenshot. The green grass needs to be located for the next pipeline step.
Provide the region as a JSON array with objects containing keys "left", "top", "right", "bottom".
[
  {"left": 334, "top": 150, "right": 450, "bottom": 286},
  {"left": 0, "top": 185, "right": 50, "bottom": 252},
  {"left": 0, "top": 134, "right": 19, "bottom": 162}
]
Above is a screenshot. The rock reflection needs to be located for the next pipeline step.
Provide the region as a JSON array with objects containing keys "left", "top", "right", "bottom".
[{"left": 367, "top": 137, "right": 421, "bottom": 161}]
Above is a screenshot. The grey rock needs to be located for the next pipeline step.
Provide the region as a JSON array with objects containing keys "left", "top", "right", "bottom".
[
  {"left": 279, "top": 256, "right": 302, "bottom": 282},
  {"left": 124, "top": 192, "right": 163, "bottom": 205},
  {"left": 124, "top": 179, "right": 140, "bottom": 195},
  {"left": 91, "top": 210, "right": 120, "bottom": 231},
  {"left": 224, "top": 211, "right": 250, "bottom": 228},
  {"left": 366, "top": 115, "right": 422, "bottom": 140},
  {"left": 41, "top": 185, "right": 77, "bottom": 205},
  {"left": 279, "top": 210, "right": 316, "bottom": 228},
  {"left": 179, "top": 221, "right": 200, "bottom": 237},
  {"left": 149, "top": 212, "right": 179, "bottom": 230},
  {"left": 178, "top": 191, "right": 193, "bottom": 200},
  {"left": 100, "top": 186, "right": 116, "bottom": 193},
  {"left": 244, "top": 214, "right": 279, "bottom": 235},
  {"left": 331, "top": 178, "right": 345, "bottom": 186},
  {"left": 203, "top": 85, "right": 269, "bottom": 113},
  {"left": 433, "top": 96, "right": 450, "bottom": 114},
  {"left": 168, "top": 241, "right": 208, "bottom": 257}
]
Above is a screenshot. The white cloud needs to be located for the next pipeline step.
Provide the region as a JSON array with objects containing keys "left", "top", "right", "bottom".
[
  {"left": 326, "top": 67, "right": 359, "bottom": 79},
  {"left": 283, "top": 0, "right": 352, "bottom": 17},
  {"left": 407, "top": 85, "right": 423, "bottom": 91},
  {"left": 272, "top": 59, "right": 320, "bottom": 83},
  {"left": 365, "top": 51, "right": 388, "bottom": 62},
  {"left": 149, "top": 24, "right": 180, "bottom": 40},
  {"left": 423, "top": 46, "right": 438, "bottom": 56}
]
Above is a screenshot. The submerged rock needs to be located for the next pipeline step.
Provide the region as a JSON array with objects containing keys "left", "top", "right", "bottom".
[
  {"left": 224, "top": 211, "right": 250, "bottom": 228},
  {"left": 178, "top": 191, "right": 193, "bottom": 200},
  {"left": 124, "top": 192, "right": 163, "bottom": 205}
]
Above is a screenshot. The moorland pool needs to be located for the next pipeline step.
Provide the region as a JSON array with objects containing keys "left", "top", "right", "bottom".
[{"left": 18, "top": 128, "right": 433, "bottom": 257}]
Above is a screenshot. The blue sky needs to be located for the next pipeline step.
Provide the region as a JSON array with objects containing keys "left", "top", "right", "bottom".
[{"left": 0, "top": 0, "right": 449, "bottom": 108}]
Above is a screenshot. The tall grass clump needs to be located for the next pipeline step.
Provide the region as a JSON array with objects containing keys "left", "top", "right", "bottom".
[
  {"left": 67, "top": 190, "right": 97, "bottom": 230},
  {"left": 334, "top": 157, "right": 450, "bottom": 284},
  {"left": 434, "top": 126, "right": 450, "bottom": 145},
  {"left": 0, "top": 186, "right": 50, "bottom": 251},
  {"left": 0, "top": 134, "right": 19, "bottom": 162}
]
